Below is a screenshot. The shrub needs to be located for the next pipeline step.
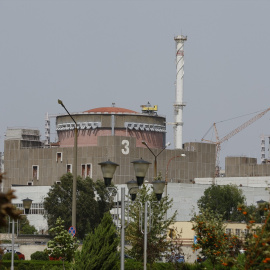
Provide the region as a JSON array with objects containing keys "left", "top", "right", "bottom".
[
  {"left": 31, "top": 251, "right": 49, "bottom": 261},
  {"left": 18, "top": 263, "right": 28, "bottom": 270},
  {"left": 2, "top": 252, "right": 19, "bottom": 260},
  {"left": 124, "top": 259, "right": 143, "bottom": 270}
]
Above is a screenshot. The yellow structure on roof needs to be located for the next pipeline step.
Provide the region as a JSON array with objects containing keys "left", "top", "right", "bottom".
[{"left": 141, "top": 104, "right": 158, "bottom": 112}]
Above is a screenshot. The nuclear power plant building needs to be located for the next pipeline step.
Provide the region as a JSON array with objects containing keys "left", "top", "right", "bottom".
[{"left": 3, "top": 106, "right": 216, "bottom": 191}]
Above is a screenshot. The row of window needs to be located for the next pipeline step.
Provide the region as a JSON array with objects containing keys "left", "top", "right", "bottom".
[
  {"left": 13, "top": 203, "right": 45, "bottom": 215},
  {"left": 15, "top": 203, "right": 44, "bottom": 209},
  {"left": 226, "top": 228, "right": 249, "bottom": 236},
  {"left": 31, "top": 163, "right": 92, "bottom": 182}
]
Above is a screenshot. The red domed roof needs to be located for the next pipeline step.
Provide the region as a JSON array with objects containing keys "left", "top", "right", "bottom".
[{"left": 84, "top": 107, "right": 138, "bottom": 114}]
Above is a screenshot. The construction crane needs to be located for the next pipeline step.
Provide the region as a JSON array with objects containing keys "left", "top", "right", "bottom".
[{"left": 201, "top": 107, "right": 270, "bottom": 177}]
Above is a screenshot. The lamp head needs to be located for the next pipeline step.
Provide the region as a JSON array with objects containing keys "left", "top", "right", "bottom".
[
  {"left": 22, "top": 198, "right": 33, "bottom": 214},
  {"left": 127, "top": 179, "right": 139, "bottom": 201},
  {"left": 58, "top": 99, "right": 63, "bottom": 106},
  {"left": 152, "top": 180, "right": 166, "bottom": 201},
  {"left": 131, "top": 158, "right": 151, "bottom": 186},
  {"left": 98, "top": 160, "right": 119, "bottom": 187}
]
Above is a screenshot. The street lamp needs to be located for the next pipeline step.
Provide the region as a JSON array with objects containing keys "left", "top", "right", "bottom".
[
  {"left": 257, "top": 199, "right": 267, "bottom": 223},
  {"left": 99, "top": 158, "right": 150, "bottom": 270},
  {"left": 165, "top": 154, "right": 186, "bottom": 220},
  {"left": 11, "top": 198, "right": 33, "bottom": 270},
  {"left": 165, "top": 154, "right": 186, "bottom": 183},
  {"left": 128, "top": 179, "right": 165, "bottom": 270},
  {"left": 142, "top": 141, "right": 170, "bottom": 178},
  {"left": 58, "top": 99, "right": 78, "bottom": 229},
  {"left": 126, "top": 180, "right": 139, "bottom": 201},
  {"left": 98, "top": 160, "right": 119, "bottom": 187},
  {"left": 22, "top": 198, "right": 33, "bottom": 214},
  {"left": 131, "top": 158, "right": 151, "bottom": 186},
  {"left": 152, "top": 180, "right": 166, "bottom": 201},
  {"left": 98, "top": 160, "right": 120, "bottom": 229}
]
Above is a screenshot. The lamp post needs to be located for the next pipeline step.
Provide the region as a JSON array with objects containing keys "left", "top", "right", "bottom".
[
  {"left": 99, "top": 160, "right": 120, "bottom": 228},
  {"left": 257, "top": 199, "right": 267, "bottom": 223},
  {"left": 58, "top": 99, "right": 78, "bottom": 229},
  {"left": 11, "top": 198, "right": 33, "bottom": 270},
  {"left": 165, "top": 154, "right": 186, "bottom": 220},
  {"left": 99, "top": 158, "right": 150, "bottom": 270},
  {"left": 142, "top": 141, "right": 170, "bottom": 178},
  {"left": 127, "top": 179, "right": 165, "bottom": 270}
]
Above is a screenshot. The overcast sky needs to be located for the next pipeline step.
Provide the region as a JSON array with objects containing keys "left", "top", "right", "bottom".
[{"left": 1, "top": 0, "right": 270, "bottom": 169}]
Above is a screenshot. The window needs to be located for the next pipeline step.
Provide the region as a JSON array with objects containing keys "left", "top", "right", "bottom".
[
  {"left": 56, "top": 152, "right": 62, "bottom": 162},
  {"left": 235, "top": 229, "right": 241, "bottom": 236},
  {"left": 56, "top": 181, "right": 61, "bottom": 185},
  {"left": 86, "top": 164, "right": 92, "bottom": 178},
  {"left": 81, "top": 164, "right": 92, "bottom": 178},
  {"left": 13, "top": 203, "right": 45, "bottom": 215},
  {"left": 81, "top": 164, "right": 86, "bottom": 178},
  {"left": 32, "top": 165, "right": 39, "bottom": 180},
  {"left": 226, "top": 228, "right": 232, "bottom": 235},
  {"left": 27, "top": 181, "right": 33, "bottom": 186},
  {"left": 67, "top": 164, "right": 72, "bottom": 173}
]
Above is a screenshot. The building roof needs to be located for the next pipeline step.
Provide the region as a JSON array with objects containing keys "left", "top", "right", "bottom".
[{"left": 84, "top": 107, "right": 138, "bottom": 114}]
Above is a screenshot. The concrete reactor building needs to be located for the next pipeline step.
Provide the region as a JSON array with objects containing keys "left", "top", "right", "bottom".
[{"left": 3, "top": 104, "right": 216, "bottom": 192}]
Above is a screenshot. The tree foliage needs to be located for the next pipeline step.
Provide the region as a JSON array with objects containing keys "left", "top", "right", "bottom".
[
  {"left": 125, "top": 183, "right": 177, "bottom": 264},
  {"left": 19, "top": 215, "right": 37, "bottom": 234},
  {"left": 45, "top": 217, "right": 79, "bottom": 266},
  {"left": 74, "top": 212, "right": 119, "bottom": 270},
  {"left": 0, "top": 173, "right": 22, "bottom": 255},
  {"left": 197, "top": 184, "right": 245, "bottom": 221},
  {"left": 30, "top": 251, "right": 49, "bottom": 261},
  {"left": 2, "top": 252, "right": 19, "bottom": 260},
  {"left": 233, "top": 202, "right": 270, "bottom": 269},
  {"left": 0, "top": 173, "right": 22, "bottom": 226},
  {"left": 43, "top": 173, "right": 111, "bottom": 239},
  {"left": 192, "top": 208, "right": 242, "bottom": 269}
]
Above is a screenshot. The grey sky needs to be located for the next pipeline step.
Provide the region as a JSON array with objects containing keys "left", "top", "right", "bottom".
[{"left": 1, "top": 0, "right": 270, "bottom": 169}]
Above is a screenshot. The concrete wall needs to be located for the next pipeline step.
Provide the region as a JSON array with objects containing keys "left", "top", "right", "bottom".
[
  {"left": 56, "top": 113, "right": 166, "bottom": 149},
  {"left": 226, "top": 156, "right": 270, "bottom": 177},
  {"left": 3, "top": 136, "right": 216, "bottom": 190}
]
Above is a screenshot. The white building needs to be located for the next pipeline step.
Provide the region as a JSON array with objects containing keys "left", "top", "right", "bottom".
[
  {"left": 12, "top": 185, "right": 50, "bottom": 234},
  {"left": 10, "top": 176, "right": 270, "bottom": 233}
]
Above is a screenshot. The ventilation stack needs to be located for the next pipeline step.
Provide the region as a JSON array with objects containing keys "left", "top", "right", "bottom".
[{"left": 174, "top": 35, "right": 187, "bottom": 149}]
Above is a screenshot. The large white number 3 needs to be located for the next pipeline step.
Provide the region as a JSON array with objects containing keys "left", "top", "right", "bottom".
[{"left": 121, "top": 140, "right": 129, "bottom": 155}]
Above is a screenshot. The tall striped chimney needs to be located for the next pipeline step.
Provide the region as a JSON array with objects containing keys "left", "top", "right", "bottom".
[{"left": 174, "top": 35, "right": 187, "bottom": 149}]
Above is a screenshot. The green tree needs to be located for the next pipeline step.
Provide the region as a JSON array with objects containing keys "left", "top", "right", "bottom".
[
  {"left": 197, "top": 184, "right": 245, "bottom": 221},
  {"left": 125, "top": 183, "right": 177, "bottom": 264},
  {"left": 234, "top": 203, "right": 270, "bottom": 269},
  {"left": 192, "top": 208, "right": 231, "bottom": 269},
  {"left": 0, "top": 173, "right": 22, "bottom": 254},
  {"left": 43, "top": 173, "right": 111, "bottom": 239},
  {"left": 19, "top": 215, "right": 37, "bottom": 234},
  {"left": 74, "top": 212, "right": 119, "bottom": 270},
  {"left": 45, "top": 217, "right": 79, "bottom": 269},
  {"left": 245, "top": 204, "right": 264, "bottom": 223}
]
